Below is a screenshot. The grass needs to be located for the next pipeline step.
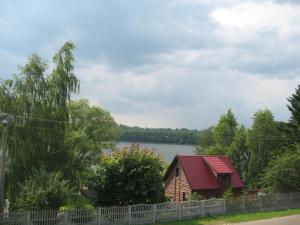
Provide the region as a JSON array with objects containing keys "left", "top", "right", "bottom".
[
  {"left": 155, "top": 208, "right": 300, "bottom": 225},
  {"left": 60, "top": 194, "right": 94, "bottom": 210}
]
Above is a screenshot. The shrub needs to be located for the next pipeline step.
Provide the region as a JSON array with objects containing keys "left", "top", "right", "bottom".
[
  {"left": 87, "top": 144, "right": 166, "bottom": 206},
  {"left": 14, "top": 169, "right": 73, "bottom": 210}
]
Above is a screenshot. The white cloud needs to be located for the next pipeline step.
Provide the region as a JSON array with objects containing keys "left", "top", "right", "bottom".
[
  {"left": 211, "top": 2, "right": 300, "bottom": 31},
  {"left": 211, "top": 1, "right": 300, "bottom": 42}
]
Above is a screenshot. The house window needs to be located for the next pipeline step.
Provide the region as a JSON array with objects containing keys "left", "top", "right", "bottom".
[
  {"left": 176, "top": 168, "right": 180, "bottom": 177},
  {"left": 182, "top": 192, "right": 186, "bottom": 201}
]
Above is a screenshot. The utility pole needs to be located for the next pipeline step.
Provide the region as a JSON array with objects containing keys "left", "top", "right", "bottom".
[{"left": 0, "top": 113, "right": 9, "bottom": 214}]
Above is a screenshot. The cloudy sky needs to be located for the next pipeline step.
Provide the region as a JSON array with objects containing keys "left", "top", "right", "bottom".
[{"left": 1, "top": 0, "right": 300, "bottom": 129}]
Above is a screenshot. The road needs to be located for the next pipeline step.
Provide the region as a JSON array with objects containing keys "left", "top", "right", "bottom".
[{"left": 233, "top": 215, "right": 300, "bottom": 225}]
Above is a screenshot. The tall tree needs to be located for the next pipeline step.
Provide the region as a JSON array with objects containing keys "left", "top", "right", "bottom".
[
  {"left": 247, "top": 109, "right": 278, "bottom": 186},
  {"left": 0, "top": 42, "right": 80, "bottom": 208},
  {"left": 195, "top": 126, "right": 215, "bottom": 154},
  {"left": 204, "top": 109, "right": 238, "bottom": 155},
  {"left": 287, "top": 84, "right": 300, "bottom": 144},
  {"left": 287, "top": 84, "right": 300, "bottom": 126},
  {"left": 66, "top": 99, "right": 120, "bottom": 186},
  {"left": 214, "top": 109, "right": 238, "bottom": 147},
  {"left": 229, "top": 125, "right": 248, "bottom": 179}
]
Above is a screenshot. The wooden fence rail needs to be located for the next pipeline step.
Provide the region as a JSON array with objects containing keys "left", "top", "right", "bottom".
[{"left": 0, "top": 192, "right": 299, "bottom": 225}]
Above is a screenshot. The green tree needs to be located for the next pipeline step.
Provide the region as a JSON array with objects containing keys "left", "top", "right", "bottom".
[
  {"left": 229, "top": 125, "right": 248, "bottom": 179},
  {"left": 195, "top": 126, "right": 215, "bottom": 154},
  {"left": 287, "top": 84, "right": 300, "bottom": 126},
  {"left": 203, "top": 109, "right": 238, "bottom": 156},
  {"left": 14, "top": 169, "right": 72, "bottom": 210},
  {"left": 247, "top": 109, "right": 278, "bottom": 186},
  {"left": 214, "top": 109, "right": 238, "bottom": 147},
  {"left": 287, "top": 84, "right": 300, "bottom": 144},
  {"left": 66, "top": 99, "right": 121, "bottom": 186},
  {"left": 87, "top": 144, "right": 166, "bottom": 206},
  {"left": 0, "top": 42, "right": 79, "bottom": 208},
  {"left": 263, "top": 144, "right": 300, "bottom": 192}
]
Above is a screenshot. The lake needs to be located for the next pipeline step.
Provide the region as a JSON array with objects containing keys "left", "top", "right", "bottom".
[{"left": 116, "top": 142, "right": 196, "bottom": 163}]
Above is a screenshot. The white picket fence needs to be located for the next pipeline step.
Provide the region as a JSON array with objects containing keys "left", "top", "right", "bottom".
[{"left": 0, "top": 192, "right": 300, "bottom": 225}]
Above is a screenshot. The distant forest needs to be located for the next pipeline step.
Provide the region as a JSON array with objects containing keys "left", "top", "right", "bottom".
[{"left": 119, "top": 125, "right": 201, "bottom": 144}]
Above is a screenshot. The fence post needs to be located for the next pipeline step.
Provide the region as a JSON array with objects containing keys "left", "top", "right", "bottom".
[
  {"left": 152, "top": 204, "right": 156, "bottom": 223},
  {"left": 26, "top": 212, "right": 31, "bottom": 225},
  {"left": 128, "top": 205, "right": 131, "bottom": 225},
  {"left": 201, "top": 200, "right": 204, "bottom": 217},
  {"left": 223, "top": 199, "right": 226, "bottom": 215},
  {"left": 259, "top": 196, "right": 262, "bottom": 211},
  {"left": 291, "top": 192, "right": 293, "bottom": 209},
  {"left": 178, "top": 203, "right": 182, "bottom": 220},
  {"left": 97, "top": 207, "right": 101, "bottom": 225},
  {"left": 64, "top": 211, "right": 68, "bottom": 224},
  {"left": 242, "top": 196, "right": 245, "bottom": 213}
]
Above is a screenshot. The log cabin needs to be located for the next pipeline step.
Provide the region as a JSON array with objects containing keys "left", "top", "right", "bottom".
[{"left": 164, "top": 155, "right": 244, "bottom": 201}]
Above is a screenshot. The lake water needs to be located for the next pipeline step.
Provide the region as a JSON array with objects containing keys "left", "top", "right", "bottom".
[{"left": 116, "top": 142, "right": 196, "bottom": 163}]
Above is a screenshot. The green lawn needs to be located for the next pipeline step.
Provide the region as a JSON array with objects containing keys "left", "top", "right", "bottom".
[{"left": 155, "top": 208, "right": 300, "bottom": 225}]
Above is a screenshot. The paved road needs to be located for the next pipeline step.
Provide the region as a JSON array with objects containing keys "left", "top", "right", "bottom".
[{"left": 232, "top": 215, "right": 300, "bottom": 225}]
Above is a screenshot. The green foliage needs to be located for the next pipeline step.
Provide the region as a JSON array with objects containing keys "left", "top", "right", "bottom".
[
  {"left": 201, "top": 109, "right": 238, "bottom": 156},
  {"left": 87, "top": 144, "right": 166, "bottom": 206},
  {"left": 247, "top": 109, "right": 279, "bottom": 186},
  {"left": 14, "top": 169, "right": 72, "bottom": 210},
  {"left": 286, "top": 84, "right": 300, "bottom": 144},
  {"left": 222, "top": 186, "right": 235, "bottom": 200},
  {"left": 206, "top": 144, "right": 227, "bottom": 155},
  {"left": 1, "top": 43, "right": 79, "bottom": 206},
  {"left": 188, "top": 192, "right": 205, "bottom": 201},
  {"left": 263, "top": 144, "right": 300, "bottom": 192},
  {"left": 66, "top": 99, "right": 120, "bottom": 186},
  {"left": 0, "top": 42, "right": 119, "bottom": 210},
  {"left": 61, "top": 194, "right": 94, "bottom": 210},
  {"left": 119, "top": 125, "right": 200, "bottom": 144},
  {"left": 229, "top": 125, "right": 248, "bottom": 179},
  {"left": 214, "top": 109, "right": 238, "bottom": 147},
  {"left": 195, "top": 126, "right": 215, "bottom": 154},
  {"left": 287, "top": 84, "right": 300, "bottom": 126}
]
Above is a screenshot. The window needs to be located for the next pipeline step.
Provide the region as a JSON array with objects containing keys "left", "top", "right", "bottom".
[
  {"left": 176, "top": 168, "right": 180, "bottom": 177},
  {"left": 182, "top": 192, "right": 186, "bottom": 201}
]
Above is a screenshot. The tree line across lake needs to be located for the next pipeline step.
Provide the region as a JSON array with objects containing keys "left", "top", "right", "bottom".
[
  {"left": 1, "top": 42, "right": 299, "bottom": 212},
  {"left": 119, "top": 125, "right": 200, "bottom": 144}
]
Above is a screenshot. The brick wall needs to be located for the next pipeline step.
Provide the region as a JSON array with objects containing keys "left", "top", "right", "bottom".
[{"left": 164, "top": 161, "right": 192, "bottom": 202}]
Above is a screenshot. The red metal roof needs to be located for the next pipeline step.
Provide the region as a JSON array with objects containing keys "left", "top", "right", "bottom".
[
  {"left": 202, "top": 156, "right": 233, "bottom": 174},
  {"left": 165, "top": 155, "right": 244, "bottom": 190}
]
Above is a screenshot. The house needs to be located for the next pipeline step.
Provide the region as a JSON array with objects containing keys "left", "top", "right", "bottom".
[{"left": 164, "top": 155, "right": 244, "bottom": 201}]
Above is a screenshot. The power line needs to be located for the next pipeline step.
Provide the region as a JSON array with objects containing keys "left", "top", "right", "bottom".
[{"left": 14, "top": 115, "right": 68, "bottom": 124}]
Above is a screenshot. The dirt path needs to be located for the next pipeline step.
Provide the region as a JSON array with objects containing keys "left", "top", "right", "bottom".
[{"left": 231, "top": 215, "right": 300, "bottom": 225}]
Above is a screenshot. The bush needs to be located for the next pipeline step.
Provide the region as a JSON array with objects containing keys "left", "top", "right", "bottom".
[
  {"left": 223, "top": 186, "right": 235, "bottom": 200},
  {"left": 263, "top": 144, "right": 300, "bottom": 192},
  {"left": 60, "top": 194, "right": 94, "bottom": 210},
  {"left": 188, "top": 192, "right": 205, "bottom": 201},
  {"left": 14, "top": 169, "right": 73, "bottom": 210},
  {"left": 87, "top": 144, "right": 166, "bottom": 206}
]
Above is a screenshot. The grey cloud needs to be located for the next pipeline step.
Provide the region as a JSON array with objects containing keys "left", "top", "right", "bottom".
[{"left": 1, "top": 0, "right": 300, "bottom": 128}]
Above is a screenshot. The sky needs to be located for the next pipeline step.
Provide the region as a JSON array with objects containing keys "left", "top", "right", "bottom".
[{"left": 1, "top": 0, "right": 300, "bottom": 129}]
